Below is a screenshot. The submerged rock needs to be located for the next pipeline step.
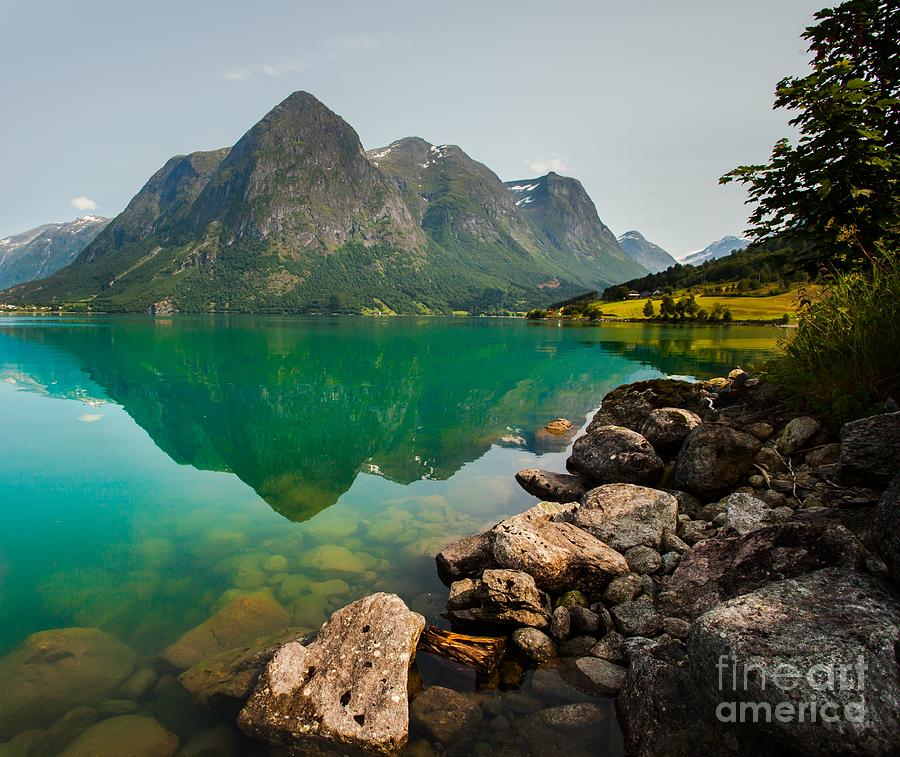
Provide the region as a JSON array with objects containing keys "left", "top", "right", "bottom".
[
  {"left": 689, "top": 568, "right": 900, "bottom": 756},
  {"left": 658, "top": 522, "right": 863, "bottom": 620},
  {"left": 410, "top": 686, "right": 482, "bottom": 745},
  {"left": 514, "top": 468, "right": 591, "bottom": 504},
  {"left": 673, "top": 425, "right": 761, "bottom": 498},
  {"left": 58, "top": 715, "right": 179, "bottom": 757},
  {"left": 0, "top": 627, "right": 137, "bottom": 739},
  {"left": 567, "top": 426, "right": 664, "bottom": 487},
  {"left": 562, "top": 483, "right": 677, "bottom": 551},
  {"left": 512, "top": 627, "right": 558, "bottom": 663},
  {"left": 238, "top": 593, "right": 424, "bottom": 756},
  {"left": 178, "top": 627, "right": 311, "bottom": 706},
  {"left": 160, "top": 593, "right": 291, "bottom": 670}
]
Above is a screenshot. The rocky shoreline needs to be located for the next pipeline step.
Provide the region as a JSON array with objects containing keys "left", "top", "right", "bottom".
[{"left": 1, "top": 371, "right": 897, "bottom": 756}]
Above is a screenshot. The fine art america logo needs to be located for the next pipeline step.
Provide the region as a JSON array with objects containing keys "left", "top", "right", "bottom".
[{"left": 716, "top": 654, "right": 868, "bottom": 724}]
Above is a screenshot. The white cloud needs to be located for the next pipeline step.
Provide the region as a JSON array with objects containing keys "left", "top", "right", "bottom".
[
  {"left": 70, "top": 196, "right": 97, "bottom": 211},
  {"left": 526, "top": 154, "right": 570, "bottom": 174},
  {"left": 223, "top": 37, "right": 377, "bottom": 82}
]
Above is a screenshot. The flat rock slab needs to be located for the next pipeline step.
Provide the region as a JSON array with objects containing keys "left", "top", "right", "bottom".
[
  {"left": 689, "top": 568, "right": 900, "bottom": 756},
  {"left": 491, "top": 509, "right": 628, "bottom": 593},
  {"left": 161, "top": 593, "right": 291, "bottom": 670},
  {"left": 659, "top": 521, "right": 863, "bottom": 620},
  {"left": 238, "top": 593, "right": 425, "bottom": 756},
  {"left": 515, "top": 468, "right": 591, "bottom": 503}
]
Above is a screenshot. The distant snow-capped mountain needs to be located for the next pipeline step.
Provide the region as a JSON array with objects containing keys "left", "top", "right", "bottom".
[
  {"left": 0, "top": 216, "right": 110, "bottom": 290},
  {"left": 681, "top": 235, "right": 751, "bottom": 266},
  {"left": 616, "top": 230, "right": 677, "bottom": 274}
]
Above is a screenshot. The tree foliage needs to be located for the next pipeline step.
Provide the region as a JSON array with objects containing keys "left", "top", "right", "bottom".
[{"left": 720, "top": 0, "right": 899, "bottom": 265}]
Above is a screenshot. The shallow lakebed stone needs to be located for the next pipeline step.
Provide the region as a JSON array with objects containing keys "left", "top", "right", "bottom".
[
  {"left": 238, "top": 593, "right": 425, "bottom": 756},
  {"left": 58, "top": 715, "right": 179, "bottom": 757},
  {"left": 161, "top": 593, "right": 291, "bottom": 670},
  {"left": 0, "top": 627, "right": 137, "bottom": 739}
]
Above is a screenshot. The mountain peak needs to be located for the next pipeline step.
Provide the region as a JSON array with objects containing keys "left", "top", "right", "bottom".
[
  {"left": 681, "top": 235, "right": 751, "bottom": 266},
  {"left": 616, "top": 229, "right": 677, "bottom": 274}
]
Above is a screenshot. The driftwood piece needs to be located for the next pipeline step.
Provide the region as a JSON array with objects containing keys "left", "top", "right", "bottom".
[{"left": 417, "top": 626, "right": 506, "bottom": 675}]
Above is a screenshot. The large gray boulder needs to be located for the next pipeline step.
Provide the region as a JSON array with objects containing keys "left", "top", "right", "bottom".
[
  {"left": 872, "top": 472, "right": 900, "bottom": 585},
  {"left": 560, "top": 483, "right": 677, "bottom": 551},
  {"left": 447, "top": 569, "right": 551, "bottom": 628},
  {"left": 491, "top": 508, "right": 628, "bottom": 593},
  {"left": 689, "top": 568, "right": 900, "bottom": 756},
  {"left": 0, "top": 628, "right": 137, "bottom": 739},
  {"left": 238, "top": 593, "right": 425, "bottom": 756},
  {"left": 640, "top": 407, "right": 702, "bottom": 452},
  {"left": 658, "top": 522, "right": 863, "bottom": 620},
  {"left": 515, "top": 468, "right": 591, "bottom": 503},
  {"left": 435, "top": 531, "right": 492, "bottom": 585},
  {"left": 568, "top": 426, "right": 664, "bottom": 487},
  {"left": 839, "top": 411, "right": 900, "bottom": 485},
  {"left": 673, "top": 425, "right": 761, "bottom": 498},
  {"left": 587, "top": 379, "right": 707, "bottom": 433}
]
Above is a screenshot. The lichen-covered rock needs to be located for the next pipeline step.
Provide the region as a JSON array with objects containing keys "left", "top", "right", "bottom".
[
  {"left": 688, "top": 568, "right": 900, "bottom": 756},
  {"left": 587, "top": 379, "right": 706, "bottom": 433},
  {"left": 160, "top": 594, "right": 291, "bottom": 670},
  {"left": 872, "top": 472, "right": 900, "bottom": 585},
  {"left": 491, "top": 511, "right": 628, "bottom": 593},
  {"left": 839, "top": 411, "right": 900, "bottom": 485},
  {"left": 776, "top": 416, "right": 821, "bottom": 456},
  {"left": 723, "top": 492, "right": 773, "bottom": 535},
  {"left": 410, "top": 686, "right": 482, "bottom": 745},
  {"left": 435, "top": 531, "right": 492, "bottom": 585},
  {"left": 568, "top": 426, "right": 664, "bottom": 486},
  {"left": 624, "top": 545, "right": 663, "bottom": 574},
  {"left": 658, "top": 522, "right": 863, "bottom": 620},
  {"left": 0, "top": 627, "right": 137, "bottom": 739},
  {"left": 512, "top": 627, "right": 557, "bottom": 663},
  {"left": 611, "top": 598, "right": 662, "bottom": 637},
  {"left": 238, "top": 593, "right": 424, "bottom": 756},
  {"left": 603, "top": 574, "right": 643, "bottom": 605},
  {"left": 673, "top": 425, "right": 761, "bottom": 498},
  {"left": 514, "top": 468, "right": 591, "bottom": 503},
  {"left": 562, "top": 484, "right": 677, "bottom": 551},
  {"left": 640, "top": 407, "right": 702, "bottom": 451},
  {"left": 550, "top": 606, "right": 571, "bottom": 641}
]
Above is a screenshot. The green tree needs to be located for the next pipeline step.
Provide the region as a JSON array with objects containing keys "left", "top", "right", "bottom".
[
  {"left": 721, "top": 0, "right": 898, "bottom": 265},
  {"left": 643, "top": 299, "right": 655, "bottom": 318},
  {"left": 659, "top": 294, "right": 676, "bottom": 318}
]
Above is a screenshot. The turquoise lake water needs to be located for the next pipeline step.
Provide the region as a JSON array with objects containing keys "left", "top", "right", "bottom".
[{"left": 0, "top": 316, "right": 781, "bottom": 755}]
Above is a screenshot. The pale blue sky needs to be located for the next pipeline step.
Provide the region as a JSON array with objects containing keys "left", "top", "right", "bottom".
[{"left": 2, "top": 0, "right": 823, "bottom": 254}]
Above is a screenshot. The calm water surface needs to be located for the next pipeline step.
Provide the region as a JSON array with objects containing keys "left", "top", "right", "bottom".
[{"left": 0, "top": 316, "right": 780, "bottom": 755}]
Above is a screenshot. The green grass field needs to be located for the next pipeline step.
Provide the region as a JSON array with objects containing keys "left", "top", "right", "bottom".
[{"left": 595, "top": 286, "right": 819, "bottom": 321}]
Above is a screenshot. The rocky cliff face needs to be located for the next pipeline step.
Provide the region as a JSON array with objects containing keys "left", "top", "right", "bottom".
[{"left": 505, "top": 173, "right": 647, "bottom": 287}]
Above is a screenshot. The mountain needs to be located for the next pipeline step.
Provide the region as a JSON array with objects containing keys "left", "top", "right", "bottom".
[
  {"left": 0, "top": 216, "right": 109, "bottom": 290},
  {"left": 681, "top": 235, "right": 751, "bottom": 266},
  {"left": 503, "top": 173, "right": 647, "bottom": 286},
  {"left": 1, "top": 92, "right": 644, "bottom": 314},
  {"left": 616, "top": 230, "right": 677, "bottom": 274}
]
